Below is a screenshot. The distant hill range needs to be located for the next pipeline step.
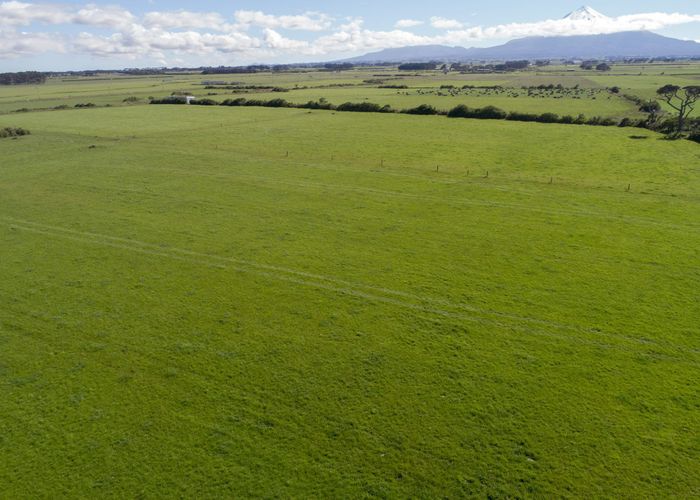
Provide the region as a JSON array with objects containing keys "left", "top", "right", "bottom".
[{"left": 340, "top": 32, "right": 700, "bottom": 64}]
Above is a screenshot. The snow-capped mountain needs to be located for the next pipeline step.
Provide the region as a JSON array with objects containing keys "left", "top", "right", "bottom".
[
  {"left": 340, "top": 6, "right": 700, "bottom": 63},
  {"left": 341, "top": 32, "right": 700, "bottom": 63},
  {"left": 563, "top": 6, "right": 609, "bottom": 22}
]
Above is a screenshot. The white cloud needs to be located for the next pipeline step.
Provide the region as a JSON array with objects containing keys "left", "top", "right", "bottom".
[
  {"left": 263, "top": 28, "right": 310, "bottom": 51},
  {"left": 73, "top": 26, "right": 261, "bottom": 59},
  {"left": 143, "top": 11, "right": 229, "bottom": 31},
  {"left": 395, "top": 19, "right": 423, "bottom": 29},
  {"left": 439, "top": 12, "right": 700, "bottom": 42},
  {"left": 234, "top": 10, "right": 332, "bottom": 31},
  {"left": 72, "top": 5, "right": 135, "bottom": 28},
  {"left": 1, "top": 3, "right": 700, "bottom": 66},
  {"left": 0, "top": 1, "right": 72, "bottom": 26},
  {"left": 430, "top": 17, "right": 464, "bottom": 30},
  {"left": 0, "top": 28, "right": 65, "bottom": 58}
]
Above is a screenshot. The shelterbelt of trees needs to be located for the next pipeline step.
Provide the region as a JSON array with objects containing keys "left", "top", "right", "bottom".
[
  {"left": 0, "top": 72, "right": 47, "bottom": 85},
  {"left": 150, "top": 95, "right": 700, "bottom": 142}
]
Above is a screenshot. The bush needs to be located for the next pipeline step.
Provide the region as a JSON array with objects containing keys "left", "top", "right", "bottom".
[
  {"left": 336, "top": 102, "right": 393, "bottom": 113},
  {"left": 688, "top": 132, "right": 700, "bottom": 144},
  {"left": 190, "top": 98, "right": 219, "bottom": 106},
  {"left": 447, "top": 105, "right": 507, "bottom": 120},
  {"left": 150, "top": 97, "right": 186, "bottom": 104},
  {"left": 74, "top": 103, "right": 96, "bottom": 108},
  {"left": 473, "top": 106, "right": 507, "bottom": 120},
  {"left": 587, "top": 116, "right": 617, "bottom": 126},
  {"left": 536, "top": 112, "right": 560, "bottom": 123},
  {"left": 618, "top": 117, "right": 634, "bottom": 127},
  {"left": 299, "top": 100, "right": 335, "bottom": 110},
  {"left": 264, "top": 98, "right": 291, "bottom": 108},
  {"left": 447, "top": 104, "right": 473, "bottom": 118},
  {"left": 0, "top": 127, "right": 30, "bottom": 138},
  {"left": 123, "top": 96, "right": 140, "bottom": 103},
  {"left": 560, "top": 115, "right": 574, "bottom": 124},
  {"left": 506, "top": 111, "right": 539, "bottom": 122},
  {"left": 398, "top": 63, "right": 437, "bottom": 71},
  {"left": 403, "top": 104, "right": 440, "bottom": 115},
  {"left": 221, "top": 98, "right": 247, "bottom": 106}
]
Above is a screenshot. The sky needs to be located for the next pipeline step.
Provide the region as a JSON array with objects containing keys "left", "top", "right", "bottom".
[{"left": 1, "top": 1, "right": 699, "bottom": 71}]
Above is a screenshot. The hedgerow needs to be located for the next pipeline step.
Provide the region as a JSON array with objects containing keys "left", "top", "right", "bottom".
[{"left": 146, "top": 96, "right": 698, "bottom": 139}]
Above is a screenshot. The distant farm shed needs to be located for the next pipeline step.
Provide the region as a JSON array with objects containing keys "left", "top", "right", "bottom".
[{"left": 170, "top": 95, "right": 196, "bottom": 104}]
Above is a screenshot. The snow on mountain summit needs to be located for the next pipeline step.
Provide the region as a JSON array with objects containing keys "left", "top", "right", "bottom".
[{"left": 563, "top": 6, "right": 609, "bottom": 22}]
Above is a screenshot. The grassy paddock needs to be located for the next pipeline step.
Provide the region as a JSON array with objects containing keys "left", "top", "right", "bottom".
[
  {"left": 0, "top": 105, "right": 698, "bottom": 497},
  {"left": 2, "top": 62, "right": 699, "bottom": 117}
]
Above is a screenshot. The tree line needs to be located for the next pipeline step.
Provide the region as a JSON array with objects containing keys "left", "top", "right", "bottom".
[
  {"left": 148, "top": 82, "right": 700, "bottom": 142},
  {"left": 150, "top": 96, "right": 690, "bottom": 131},
  {"left": 0, "top": 72, "right": 46, "bottom": 85}
]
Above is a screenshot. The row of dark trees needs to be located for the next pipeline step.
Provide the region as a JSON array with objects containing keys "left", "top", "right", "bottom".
[
  {"left": 398, "top": 63, "right": 438, "bottom": 71},
  {"left": 148, "top": 96, "right": 659, "bottom": 130},
  {"left": 580, "top": 62, "right": 611, "bottom": 71},
  {"left": 148, "top": 83, "right": 700, "bottom": 141},
  {"left": 0, "top": 72, "right": 46, "bottom": 85}
]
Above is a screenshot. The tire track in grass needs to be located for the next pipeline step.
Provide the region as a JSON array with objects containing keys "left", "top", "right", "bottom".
[
  {"left": 70, "top": 160, "right": 700, "bottom": 233},
  {"left": 42, "top": 179, "right": 700, "bottom": 277},
  {"left": 2, "top": 216, "right": 699, "bottom": 358}
]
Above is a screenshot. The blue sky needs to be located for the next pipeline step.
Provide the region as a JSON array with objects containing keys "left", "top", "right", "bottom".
[{"left": 1, "top": 1, "right": 699, "bottom": 71}]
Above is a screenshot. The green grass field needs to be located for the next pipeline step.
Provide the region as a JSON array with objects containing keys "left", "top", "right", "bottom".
[
  {"left": 1, "top": 102, "right": 698, "bottom": 497},
  {"left": 2, "top": 62, "right": 698, "bottom": 117}
]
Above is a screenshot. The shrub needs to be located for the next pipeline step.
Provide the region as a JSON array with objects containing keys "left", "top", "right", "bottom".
[
  {"left": 264, "top": 98, "right": 290, "bottom": 108},
  {"left": 587, "top": 116, "right": 617, "bottom": 126},
  {"left": 0, "top": 127, "right": 30, "bottom": 138},
  {"left": 560, "top": 115, "right": 574, "bottom": 124},
  {"left": 299, "top": 100, "right": 336, "bottom": 110},
  {"left": 398, "top": 63, "right": 437, "bottom": 71},
  {"left": 506, "top": 111, "right": 539, "bottom": 122},
  {"left": 536, "top": 112, "right": 560, "bottom": 123},
  {"left": 403, "top": 104, "right": 440, "bottom": 115},
  {"left": 221, "top": 98, "right": 247, "bottom": 106},
  {"left": 150, "top": 97, "right": 186, "bottom": 105},
  {"left": 618, "top": 117, "right": 634, "bottom": 127},
  {"left": 123, "top": 96, "right": 140, "bottom": 103},
  {"left": 447, "top": 105, "right": 507, "bottom": 120},
  {"left": 473, "top": 106, "right": 507, "bottom": 120},
  {"left": 688, "top": 132, "right": 700, "bottom": 144},
  {"left": 74, "top": 103, "right": 96, "bottom": 108},
  {"left": 190, "top": 98, "right": 219, "bottom": 106},
  {"left": 336, "top": 102, "right": 393, "bottom": 113},
  {"left": 447, "top": 104, "right": 473, "bottom": 118}
]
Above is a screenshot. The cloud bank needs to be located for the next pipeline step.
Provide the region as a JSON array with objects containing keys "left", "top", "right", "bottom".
[{"left": 0, "top": 2, "right": 698, "bottom": 64}]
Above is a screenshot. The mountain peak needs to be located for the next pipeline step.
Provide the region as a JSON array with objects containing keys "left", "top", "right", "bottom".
[{"left": 564, "top": 6, "right": 608, "bottom": 21}]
